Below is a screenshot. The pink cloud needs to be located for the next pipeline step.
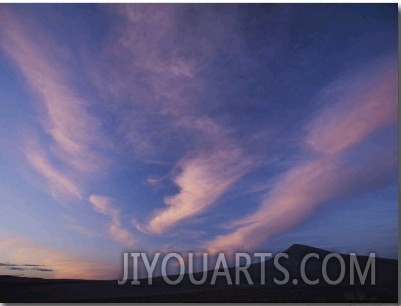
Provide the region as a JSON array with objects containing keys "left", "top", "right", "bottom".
[
  {"left": 206, "top": 56, "right": 398, "bottom": 253},
  {"left": 91, "top": 6, "right": 261, "bottom": 234},
  {"left": 144, "top": 145, "right": 255, "bottom": 234},
  {"left": 207, "top": 148, "right": 396, "bottom": 254},
  {"left": 305, "top": 57, "right": 397, "bottom": 155},
  {"left": 85, "top": 5, "right": 240, "bottom": 159},
  {"left": 89, "top": 195, "right": 137, "bottom": 247},
  {"left": 25, "top": 142, "right": 82, "bottom": 200},
  {"left": 0, "top": 9, "right": 109, "bottom": 176}
]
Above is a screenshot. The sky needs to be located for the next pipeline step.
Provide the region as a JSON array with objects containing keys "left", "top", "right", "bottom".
[{"left": 0, "top": 4, "right": 398, "bottom": 280}]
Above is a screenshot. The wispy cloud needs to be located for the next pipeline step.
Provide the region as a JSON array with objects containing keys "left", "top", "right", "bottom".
[
  {"left": 0, "top": 263, "right": 16, "bottom": 267},
  {"left": 0, "top": 4, "right": 396, "bottom": 278},
  {"left": 8, "top": 267, "right": 25, "bottom": 271},
  {"left": 63, "top": 215, "right": 97, "bottom": 239},
  {"left": 34, "top": 268, "right": 54, "bottom": 272},
  {"left": 143, "top": 145, "right": 255, "bottom": 234},
  {"left": 0, "top": 262, "right": 45, "bottom": 267},
  {"left": 0, "top": 8, "right": 109, "bottom": 190},
  {"left": 22, "top": 264, "right": 44, "bottom": 267},
  {"left": 206, "top": 56, "right": 397, "bottom": 253},
  {"left": 89, "top": 195, "right": 137, "bottom": 247},
  {"left": 25, "top": 142, "right": 82, "bottom": 200},
  {"left": 86, "top": 5, "right": 242, "bottom": 160},
  {"left": 4, "top": 265, "right": 54, "bottom": 272},
  {"left": 305, "top": 57, "right": 397, "bottom": 155},
  {"left": 86, "top": 5, "right": 197, "bottom": 157},
  {"left": 84, "top": 6, "right": 260, "bottom": 234}
]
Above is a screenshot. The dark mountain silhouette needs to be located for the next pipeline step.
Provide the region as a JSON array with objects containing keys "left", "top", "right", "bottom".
[{"left": 0, "top": 244, "right": 397, "bottom": 302}]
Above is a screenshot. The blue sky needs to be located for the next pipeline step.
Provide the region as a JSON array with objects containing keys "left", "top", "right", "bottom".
[{"left": 0, "top": 4, "right": 397, "bottom": 279}]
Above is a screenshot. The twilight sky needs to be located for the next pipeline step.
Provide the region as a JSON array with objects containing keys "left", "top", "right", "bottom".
[{"left": 0, "top": 4, "right": 397, "bottom": 279}]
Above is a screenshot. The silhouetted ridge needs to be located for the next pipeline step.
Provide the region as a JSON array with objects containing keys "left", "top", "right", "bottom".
[
  {"left": 283, "top": 244, "right": 332, "bottom": 256},
  {"left": 0, "top": 244, "right": 397, "bottom": 302}
]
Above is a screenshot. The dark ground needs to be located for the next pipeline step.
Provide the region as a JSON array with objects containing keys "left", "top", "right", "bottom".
[{"left": 0, "top": 244, "right": 398, "bottom": 302}]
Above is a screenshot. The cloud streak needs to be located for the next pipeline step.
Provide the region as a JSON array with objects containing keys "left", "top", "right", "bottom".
[
  {"left": 25, "top": 142, "right": 82, "bottom": 199},
  {"left": 305, "top": 57, "right": 397, "bottom": 155},
  {"left": 86, "top": 6, "right": 260, "bottom": 235},
  {"left": 144, "top": 145, "right": 255, "bottom": 234},
  {"left": 87, "top": 5, "right": 243, "bottom": 160},
  {"left": 206, "top": 55, "right": 397, "bottom": 253},
  {"left": 0, "top": 10, "right": 107, "bottom": 172},
  {"left": 0, "top": 8, "right": 109, "bottom": 201},
  {"left": 89, "top": 195, "right": 137, "bottom": 247},
  {"left": 5, "top": 265, "right": 54, "bottom": 272}
]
